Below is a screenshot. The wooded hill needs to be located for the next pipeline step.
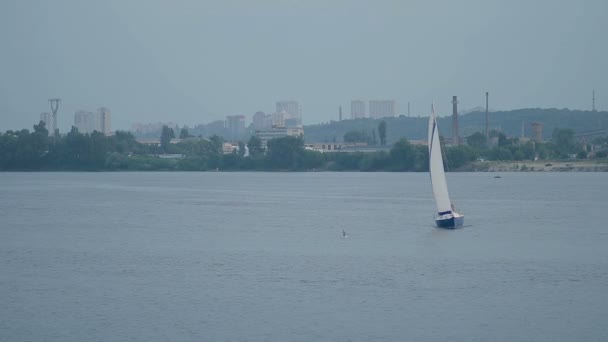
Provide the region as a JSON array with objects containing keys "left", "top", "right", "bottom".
[{"left": 303, "top": 108, "right": 608, "bottom": 144}]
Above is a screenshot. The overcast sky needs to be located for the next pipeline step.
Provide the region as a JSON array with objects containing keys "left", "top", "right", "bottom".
[{"left": 1, "top": 0, "right": 606, "bottom": 131}]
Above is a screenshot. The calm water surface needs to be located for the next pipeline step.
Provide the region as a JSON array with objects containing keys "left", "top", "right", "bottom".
[{"left": 1, "top": 172, "right": 607, "bottom": 341}]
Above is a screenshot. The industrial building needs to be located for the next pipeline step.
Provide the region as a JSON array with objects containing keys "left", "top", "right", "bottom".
[{"left": 369, "top": 100, "right": 395, "bottom": 119}]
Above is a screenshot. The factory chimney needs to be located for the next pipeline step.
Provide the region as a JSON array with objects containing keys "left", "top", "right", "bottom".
[{"left": 452, "top": 96, "right": 459, "bottom": 145}]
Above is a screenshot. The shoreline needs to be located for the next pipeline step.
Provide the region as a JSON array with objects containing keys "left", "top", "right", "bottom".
[{"left": 465, "top": 161, "right": 608, "bottom": 172}]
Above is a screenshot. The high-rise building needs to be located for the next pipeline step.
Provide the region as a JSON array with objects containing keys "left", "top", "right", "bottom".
[
  {"left": 207, "top": 120, "right": 225, "bottom": 135},
  {"left": 97, "top": 107, "right": 111, "bottom": 135},
  {"left": 276, "top": 101, "right": 301, "bottom": 125},
  {"left": 272, "top": 111, "right": 285, "bottom": 128},
  {"left": 225, "top": 115, "right": 246, "bottom": 141},
  {"left": 350, "top": 100, "right": 366, "bottom": 119},
  {"left": 253, "top": 111, "right": 269, "bottom": 131},
  {"left": 369, "top": 100, "right": 395, "bottom": 119},
  {"left": 73, "top": 107, "right": 112, "bottom": 135},
  {"left": 39, "top": 112, "right": 51, "bottom": 133},
  {"left": 74, "top": 110, "right": 92, "bottom": 133}
]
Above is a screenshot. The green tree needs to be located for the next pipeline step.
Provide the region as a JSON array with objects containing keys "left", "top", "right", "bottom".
[
  {"left": 108, "top": 131, "right": 141, "bottom": 154},
  {"left": 89, "top": 131, "right": 108, "bottom": 168},
  {"left": 209, "top": 135, "right": 224, "bottom": 153},
  {"left": 62, "top": 126, "right": 90, "bottom": 168},
  {"left": 497, "top": 132, "right": 508, "bottom": 147},
  {"left": 160, "top": 125, "right": 175, "bottom": 152},
  {"left": 266, "top": 135, "right": 305, "bottom": 170},
  {"left": 390, "top": 138, "right": 415, "bottom": 170},
  {"left": 238, "top": 141, "right": 246, "bottom": 157},
  {"left": 577, "top": 150, "right": 587, "bottom": 159},
  {"left": 247, "top": 135, "right": 264, "bottom": 157},
  {"left": 378, "top": 121, "right": 387, "bottom": 146},
  {"left": 466, "top": 132, "right": 487, "bottom": 149},
  {"left": 444, "top": 145, "right": 477, "bottom": 169},
  {"left": 552, "top": 128, "right": 576, "bottom": 157},
  {"left": 179, "top": 127, "right": 190, "bottom": 139}
]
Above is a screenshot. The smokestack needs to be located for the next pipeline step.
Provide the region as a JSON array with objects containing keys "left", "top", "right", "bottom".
[
  {"left": 452, "top": 96, "right": 459, "bottom": 145},
  {"left": 485, "top": 92, "right": 489, "bottom": 140},
  {"left": 339, "top": 106, "right": 342, "bottom": 121}
]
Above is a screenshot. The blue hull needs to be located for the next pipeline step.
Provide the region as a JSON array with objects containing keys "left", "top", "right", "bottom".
[{"left": 435, "top": 216, "right": 464, "bottom": 229}]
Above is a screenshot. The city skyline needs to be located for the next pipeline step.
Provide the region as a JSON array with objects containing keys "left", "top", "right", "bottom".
[{"left": 1, "top": 1, "right": 606, "bottom": 132}]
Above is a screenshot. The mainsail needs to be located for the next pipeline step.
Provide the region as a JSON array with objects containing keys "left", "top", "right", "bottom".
[{"left": 428, "top": 105, "right": 452, "bottom": 215}]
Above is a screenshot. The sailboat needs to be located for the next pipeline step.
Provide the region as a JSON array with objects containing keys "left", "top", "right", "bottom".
[{"left": 428, "top": 104, "right": 464, "bottom": 228}]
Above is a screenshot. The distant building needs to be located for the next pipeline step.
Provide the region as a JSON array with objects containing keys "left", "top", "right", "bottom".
[
  {"left": 350, "top": 100, "right": 366, "bottom": 119},
  {"left": 97, "top": 107, "right": 111, "bottom": 135},
  {"left": 225, "top": 115, "right": 246, "bottom": 141},
  {"left": 205, "top": 120, "right": 226, "bottom": 137},
  {"left": 369, "top": 100, "right": 395, "bottom": 119},
  {"left": 222, "top": 142, "right": 240, "bottom": 154},
  {"left": 304, "top": 142, "right": 401, "bottom": 153},
  {"left": 253, "top": 111, "right": 271, "bottom": 131},
  {"left": 284, "top": 116, "right": 300, "bottom": 128},
  {"left": 276, "top": 101, "right": 301, "bottom": 125},
  {"left": 136, "top": 138, "right": 180, "bottom": 146},
  {"left": 256, "top": 127, "right": 304, "bottom": 146},
  {"left": 272, "top": 111, "right": 285, "bottom": 128},
  {"left": 73, "top": 107, "right": 112, "bottom": 135},
  {"left": 74, "top": 110, "right": 92, "bottom": 133},
  {"left": 39, "top": 112, "right": 51, "bottom": 133},
  {"left": 131, "top": 122, "right": 178, "bottom": 138},
  {"left": 531, "top": 122, "right": 543, "bottom": 142}
]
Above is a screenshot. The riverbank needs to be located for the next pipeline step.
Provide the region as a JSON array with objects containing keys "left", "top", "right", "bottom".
[{"left": 464, "top": 160, "right": 608, "bottom": 172}]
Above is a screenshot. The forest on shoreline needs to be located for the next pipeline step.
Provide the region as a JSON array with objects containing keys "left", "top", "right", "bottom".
[{"left": 1, "top": 122, "right": 607, "bottom": 172}]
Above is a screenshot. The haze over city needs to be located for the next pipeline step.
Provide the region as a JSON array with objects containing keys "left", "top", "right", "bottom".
[{"left": 1, "top": 0, "right": 606, "bottom": 132}]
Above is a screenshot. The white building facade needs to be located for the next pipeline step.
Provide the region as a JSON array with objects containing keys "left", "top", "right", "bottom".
[
  {"left": 276, "top": 101, "right": 301, "bottom": 126},
  {"left": 369, "top": 100, "right": 395, "bottom": 119},
  {"left": 73, "top": 108, "right": 112, "bottom": 135},
  {"left": 350, "top": 100, "right": 366, "bottom": 119}
]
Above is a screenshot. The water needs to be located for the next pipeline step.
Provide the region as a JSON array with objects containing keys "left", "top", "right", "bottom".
[{"left": 1, "top": 172, "right": 607, "bottom": 341}]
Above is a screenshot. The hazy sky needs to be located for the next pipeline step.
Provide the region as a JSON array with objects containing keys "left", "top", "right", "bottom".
[{"left": 1, "top": 0, "right": 606, "bottom": 131}]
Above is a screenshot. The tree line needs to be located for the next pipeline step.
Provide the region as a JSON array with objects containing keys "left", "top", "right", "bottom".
[{"left": 0, "top": 122, "right": 606, "bottom": 172}]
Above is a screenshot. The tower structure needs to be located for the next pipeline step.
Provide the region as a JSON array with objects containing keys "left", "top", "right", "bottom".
[
  {"left": 485, "top": 92, "right": 489, "bottom": 140},
  {"left": 452, "top": 96, "right": 459, "bottom": 145},
  {"left": 49, "top": 98, "right": 61, "bottom": 138},
  {"left": 408, "top": 102, "right": 410, "bottom": 117},
  {"left": 531, "top": 122, "right": 543, "bottom": 142},
  {"left": 339, "top": 106, "right": 342, "bottom": 121},
  {"left": 593, "top": 90, "right": 596, "bottom": 112}
]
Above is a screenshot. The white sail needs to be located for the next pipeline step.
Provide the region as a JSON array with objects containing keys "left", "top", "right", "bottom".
[{"left": 428, "top": 105, "right": 452, "bottom": 215}]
